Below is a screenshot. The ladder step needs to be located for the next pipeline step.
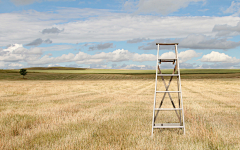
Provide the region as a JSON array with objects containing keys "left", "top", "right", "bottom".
[
  {"left": 154, "top": 108, "right": 182, "bottom": 111},
  {"left": 157, "top": 74, "right": 179, "bottom": 76},
  {"left": 158, "top": 59, "right": 177, "bottom": 62},
  {"left": 153, "top": 123, "right": 184, "bottom": 128},
  {"left": 156, "top": 91, "right": 181, "bottom": 93}
]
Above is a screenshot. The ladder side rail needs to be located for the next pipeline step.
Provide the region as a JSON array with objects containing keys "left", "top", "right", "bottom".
[
  {"left": 152, "top": 44, "right": 160, "bottom": 136},
  {"left": 174, "top": 47, "right": 181, "bottom": 124},
  {"left": 174, "top": 44, "right": 181, "bottom": 120},
  {"left": 177, "top": 75, "right": 181, "bottom": 124},
  {"left": 175, "top": 44, "right": 185, "bottom": 134}
]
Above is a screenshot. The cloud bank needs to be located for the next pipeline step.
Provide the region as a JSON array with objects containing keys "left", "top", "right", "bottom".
[
  {"left": 1, "top": 8, "right": 239, "bottom": 46},
  {"left": 125, "top": 0, "right": 205, "bottom": 15},
  {"left": 139, "top": 34, "right": 240, "bottom": 50}
]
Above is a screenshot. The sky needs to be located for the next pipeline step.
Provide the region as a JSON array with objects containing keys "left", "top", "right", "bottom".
[{"left": 0, "top": 0, "right": 240, "bottom": 70}]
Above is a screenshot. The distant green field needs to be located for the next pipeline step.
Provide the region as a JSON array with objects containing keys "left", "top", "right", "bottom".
[
  {"left": 180, "top": 69, "right": 240, "bottom": 74},
  {"left": 26, "top": 69, "right": 240, "bottom": 74},
  {"left": 27, "top": 69, "right": 156, "bottom": 74},
  {"left": 1, "top": 69, "right": 240, "bottom": 80},
  {"left": 25, "top": 67, "right": 87, "bottom": 70}
]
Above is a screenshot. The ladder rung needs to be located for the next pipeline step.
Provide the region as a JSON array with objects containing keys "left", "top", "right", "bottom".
[
  {"left": 158, "top": 59, "right": 177, "bottom": 62},
  {"left": 156, "top": 91, "right": 181, "bottom": 93},
  {"left": 158, "top": 59, "right": 177, "bottom": 61},
  {"left": 157, "top": 74, "right": 179, "bottom": 76},
  {"left": 153, "top": 123, "right": 183, "bottom": 128},
  {"left": 153, "top": 126, "right": 184, "bottom": 128},
  {"left": 154, "top": 108, "right": 182, "bottom": 111}
]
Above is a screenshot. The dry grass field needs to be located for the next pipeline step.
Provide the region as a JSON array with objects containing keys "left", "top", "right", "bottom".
[{"left": 0, "top": 78, "right": 239, "bottom": 149}]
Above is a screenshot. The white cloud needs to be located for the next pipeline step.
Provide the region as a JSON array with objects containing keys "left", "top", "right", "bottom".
[
  {"left": 159, "top": 50, "right": 201, "bottom": 63},
  {"left": 121, "top": 64, "right": 155, "bottom": 70},
  {"left": 4, "top": 44, "right": 43, "bottom": 55},
  {"left": 0, "top": 44, "right": 44, "bottom": 63},
  {"left": 26, "top": 49, "right": 157, "bottom": 65},
  {"left": 0, "top": 61, "right": 28, "bottom": 69},
  {"left": 132, "top": 53, "right": 155, "bottom": 62},
  {"left": 2, "top": 44, "right": 75, "bottom": 61},
  {"left": 9, "top": 63, "right": 23, "bottom": 67},
  {"left": 88, "top": 43, "right": 114, "bottom": 51},
  {"left": 3, "top": 44, "right": 23, "bottom": 53},
  {"left": 199, "top": 51, "right": 240, "bottom": 63},
  {"left": 48, "top": 64, "right": 61, "bottom": 67},
  {"left": 89, "top": 64, "right": 110, "bottom": 69},
  {"left": 223, "top": 1, "right": 240, "bottom": 16},
  {"left": 10, "top": 0, "right": 75, "bottom": 6},
  {"left": 198, "top": 9, "right": 209, "bottom": 12},
  {"left": 41, "top": 27, "right": 64, "bottom": 34},
  {"left": 127, "top": 38, "right": 149, "bottom": 43},
  {"left": 197, "top": 63, "right": 240, "bottom": 69},
  {"left": 56, "top": 53, "right": 75, "bottom": 62},
  {"left": 124, "top": 0, "right": 205, "bottom": 15},
  {"left": 212, "top": 21, "right": 240, "bottom": 37},
  {"left": 179, "top": 50, "right": 201, "bottom": 62},
  {"left": 10, "top": 0, "right": 36, "bottom": 5},
  {"left": 159, "top": 52, "right": 176, "bottom": 59},
  {"left": 76, "top": 49, "right": 156, "bottom": 64},
  {"left": 1, "top": 44, "right": 25, "bottom": 62},
  {"left": 124, "top": 0, "right": 138, "bottom": 11},
  {"left": 0, "top": 55, "right": 25, "bottom": 62},
  {"left": 179, "top": 62, "right": 198, "bottom": 69},
  {"left": 27, "top": 55, "right": 55, "bottom": 65},
  {"left": 0, "top": 62, "right": 24, "bottom": 69},
  {"left": 179, "top": 34, "right": 240, "bottom": 49},
  {"left": 139, "top": 34, "right": 240, "bottom": 50},
  {"left": 1, "top": 8, "right": 240, "bottom": 46},
  {"left": 89, "top": 63, "right": 155, "bottom": 70},
  {"left": 42, "top": 45, "right": 74, "bottom": 51},
  {"left": 26, "top": 38, "right": 52, "bottom": 46},
  {"left": 75, "top": 59, "right": 103, "bottom": 64},
  {"left": 0, "top": 62, "right": 6, "bottom": 68},
  {"left": 102, "top": 49, "right": 132, "bottom": 62}
]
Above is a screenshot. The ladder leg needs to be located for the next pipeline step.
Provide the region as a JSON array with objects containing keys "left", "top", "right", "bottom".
[
  {"left": 177, "top": 76, "right": 181, "bottom": 124},
  {"left": 175, "top": 44, "right": 185, "bottom": 134},
  {"left": 152, "top": 89, "right": 157, "bottom": 136},
  {"left": 152, "top": 44, "right": 160, "bottom": 136}
]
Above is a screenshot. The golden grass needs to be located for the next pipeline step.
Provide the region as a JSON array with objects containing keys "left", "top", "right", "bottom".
[{"left": 0, "top": 79, "right": 239, "bottom": 149}]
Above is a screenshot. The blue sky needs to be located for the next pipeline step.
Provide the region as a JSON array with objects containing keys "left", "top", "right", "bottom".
[{"left": 0, "top": 0, "right": 240, "bottom": 69}]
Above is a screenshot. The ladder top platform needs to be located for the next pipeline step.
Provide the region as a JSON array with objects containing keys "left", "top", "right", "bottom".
[{"left": 156, "top": 43, "right": 178, "bottom": 45}]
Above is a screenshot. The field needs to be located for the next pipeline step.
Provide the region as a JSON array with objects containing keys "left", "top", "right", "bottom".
[
  {"left": 0, "top": 69, "right": 240, "bottom": 149},
  {"left": 2, "top": 68, "right": 240, "bottom": 80},
  {"left": 25, "top": 68, "right": 240, "bottom": 74}
]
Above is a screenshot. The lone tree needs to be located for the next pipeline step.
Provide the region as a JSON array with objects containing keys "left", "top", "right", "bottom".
[{"left": 19, "top": 69, "right": 27, "bottom": 79}]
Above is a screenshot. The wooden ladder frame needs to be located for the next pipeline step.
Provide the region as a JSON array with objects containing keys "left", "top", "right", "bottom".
[{"left": 152, "top": 43, "right": 185, "bottom": 136}]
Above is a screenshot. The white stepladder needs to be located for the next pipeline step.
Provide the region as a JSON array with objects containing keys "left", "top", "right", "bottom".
[{"left": 152, "top": 43, "right": 185, "bottom": 136}]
